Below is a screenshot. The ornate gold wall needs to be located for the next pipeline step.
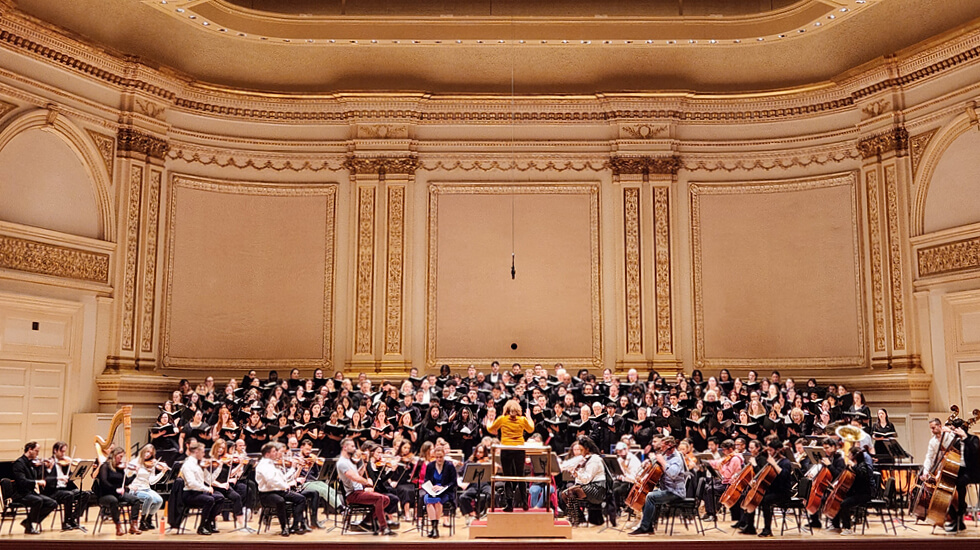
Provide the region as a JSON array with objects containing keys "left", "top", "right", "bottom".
[{"left": 2, "top": 3, "right": 980, "bottom": 454}]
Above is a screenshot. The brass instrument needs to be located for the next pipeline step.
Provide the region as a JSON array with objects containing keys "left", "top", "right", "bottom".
[
  {"left": 835, "top": 424, "right": 868, "bottom": 457},
  {"left": 95, "top": 405, "right": 132, "bottom": 464}
]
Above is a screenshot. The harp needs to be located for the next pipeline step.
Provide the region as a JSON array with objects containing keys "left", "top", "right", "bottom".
[{"left": 94, "top": 405, "right": 132, "bottom": 463}]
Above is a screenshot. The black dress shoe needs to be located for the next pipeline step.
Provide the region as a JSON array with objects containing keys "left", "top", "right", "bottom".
[
  {"left": 758, "top": 530, "right": 773, "bottom": 538},
  {"left": 197, "top": 526, "right": 213, "bottom": 536},
  {"left": 740, "top": 527, "right": 757, "bottom": 535},
  {"left": 381, "top": 527, "right": 397, "bottom": 536},
  {"left": 628, "top": 527, "right": 653, "bottom": 536},
  {"left": 502, "top": 505, "right": 514, "bottom": 513},
  {"left": 731, "top": 522, "right": 742, "bottom": 529},
  {"left": 280, "top": 528, "right": 291, "bottom": 537}
]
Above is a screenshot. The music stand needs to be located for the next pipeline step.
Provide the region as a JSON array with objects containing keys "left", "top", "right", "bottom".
[
  {"left": 67, "top": 460, "right": 95, "bottom": 533},
  {"left": 596, "top": 456, "right": 624, "bottom": 533},
  {"left": 316, "top": 459, "right": 342, "bottom": 533},
  {"left": 462, "top": 463, "right": 492, "bottom": 518},
  {"left": 804, "top": 447, "right": 830, "bottom": 465},
  {"left": 695, "top": 456, "right": 725, "bottom": 534}
]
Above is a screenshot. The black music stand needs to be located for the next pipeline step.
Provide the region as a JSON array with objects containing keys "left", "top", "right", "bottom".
[
  {"left": 597, "top": 456, "right": 624, "bottom": 533},
  {"left": 530, "top": 452, "right": 561, "bottom": 513},
  {"left": 462, "top": 463, "right": 492, "bottom": 518},
  {"left": 67, "top": 461, "right": 95, "bottom": 533},
  {"left": 695, "top": 455, "right": 726, "bottom": 534}
]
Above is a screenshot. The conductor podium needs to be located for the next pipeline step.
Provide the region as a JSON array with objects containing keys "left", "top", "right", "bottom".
[{"left": 468, "top": 445, "right": 572, "bottom": 539}]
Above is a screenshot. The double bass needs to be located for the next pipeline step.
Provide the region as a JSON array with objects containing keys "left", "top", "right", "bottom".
[{"left": 915, "top": 407, "right": 980, "bottom": 525}]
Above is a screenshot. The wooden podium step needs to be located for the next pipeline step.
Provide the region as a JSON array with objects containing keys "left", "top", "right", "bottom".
[{"left": 468, "top": 509, "right": 572, "bottom": 539}]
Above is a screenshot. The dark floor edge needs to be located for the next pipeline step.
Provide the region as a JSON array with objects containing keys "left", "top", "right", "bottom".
[{"left": 0, "top": 538, "right": 978, "bottom": 550}]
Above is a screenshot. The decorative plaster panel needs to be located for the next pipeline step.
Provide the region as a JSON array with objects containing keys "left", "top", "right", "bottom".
[
  {"left": 0, "top": 234, "right": 109, "bottom": 283},
  {"left": 623, "top": 187, "right": 642, "bottom": 355}
]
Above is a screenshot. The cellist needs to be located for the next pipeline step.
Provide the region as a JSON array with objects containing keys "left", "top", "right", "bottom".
[
  {"left": 628, "top": 436, "right": 687, "bottom": 536},
  {"left": 703, "top": 439, "right": 743, "bottom": 522},
  {"left": 738, "top": 436, "right": 793, "bottom": 538},
  {"left": 730, "top": 439, "right": 764, "bottom": 530},
  {"left": 807, "top": 437, "right": 845, "bottom": 529},
  {"left": 830, "top": 445, "right": 874, "bottom": 535}
]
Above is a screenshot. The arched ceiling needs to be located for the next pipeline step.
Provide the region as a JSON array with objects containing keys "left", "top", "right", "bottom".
[{"left": 13, "top": 0, "right": 980, "bottom": 95}]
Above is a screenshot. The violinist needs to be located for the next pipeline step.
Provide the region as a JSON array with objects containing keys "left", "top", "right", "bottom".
[
  {"left": 12, "top": 441, "right": 57, "bottom": 534},
  {"left": 628, "top": 435, "right": 685, "bottom": 536},
  {"left": 126, "top": 444, "right": 168, "bottom": 532},
  {"left": 297, "top": 438, "right": 340, "bottom": 526},
  {"left": 831, "top": 445, "right": 874, "bottom": 535},
  {"left": 558, "top": 437, "right": 607, "bottom": 526},
  {"left": 391, "top": 440, "right": 419, "bottom": 521},
  {"left": 97, "top": 446, "right": 143, "bottom": 536},
  {"left": 703, "top": 439, "right": 743, "bottom": 522},
  {"left": 206, "top": 439, "right": 245, "bottom": 527},
  {"left": 255, "top": 441, "right": 309, "bottom": 536},
  {"left": 42, "top": 441, "right": 89, "bottom": 531},
  {"left": 179, "top": 441, "right": 225, "bottom": 536},
  {"left": 364, "top": 442, "right": 402, "bottom": 528},
  {"left": 736, "top": 436, "right": 792, "bottom": 538},
  {"left": 807, "top": 437, "right": 844, "bottom": 529},
  {"left": 336, "top": 438, "right": 395, "bottom": 536}
]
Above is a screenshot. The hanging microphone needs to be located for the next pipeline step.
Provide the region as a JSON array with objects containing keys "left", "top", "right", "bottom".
[{"left": 511, "top": 253, "right": 516, "bottom": 279}]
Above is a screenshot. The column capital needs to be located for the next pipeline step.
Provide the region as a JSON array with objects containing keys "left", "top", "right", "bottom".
[
  {"left": 610, "top": 155, "right": 681, "bottom": 176},
  {"left": 857, "top": 127, "right": 909, "bottom": 160}
]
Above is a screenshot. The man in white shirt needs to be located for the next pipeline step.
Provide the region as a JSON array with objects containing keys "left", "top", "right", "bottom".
[
  {"left": 255, "top": 442, "right": 308, "bottom": 537},
  {"left": 337, "top": 438, "right": 395, "bottom": 536},
  {"left": 612, "top": 441, "right": 643, "bottom": 514},
  {"left": 920, "top": 418, "right": 956, "bottom": 479},
  {"left": 179, "top": 441, "right": 225, "bottom": 535}
]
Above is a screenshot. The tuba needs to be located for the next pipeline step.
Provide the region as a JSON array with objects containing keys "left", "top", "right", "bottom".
[
  {"left": 835, "top": 424, "right": 868, "bottom": 456},
  {"left": 95, "top": 405, "right": 132, "bottom": 463}
]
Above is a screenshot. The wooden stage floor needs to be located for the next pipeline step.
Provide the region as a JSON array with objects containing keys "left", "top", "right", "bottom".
[{"left": 1, "top": 513, "right": 977, "bottom": 550}]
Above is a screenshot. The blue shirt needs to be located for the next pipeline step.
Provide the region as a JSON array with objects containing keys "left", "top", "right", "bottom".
[{"left": 659, "top": 450, "right": 687, "bottom": 498}]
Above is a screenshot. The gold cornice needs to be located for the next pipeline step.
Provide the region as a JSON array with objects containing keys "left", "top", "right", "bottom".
[
  {"left": 857, "top": 127, "right": 909, "bottom": 159},
  {"left": 344, "top": 156, "right": 421, "bottom": 176},
  {"left": 117, "top": 127, "right": 169, "bottom": 160},
  {"left": 610, "top": 155, "right": 681, "bottom": 176},
  {"left": 0, "top": 234, "right": 109, "bottom": 283}
]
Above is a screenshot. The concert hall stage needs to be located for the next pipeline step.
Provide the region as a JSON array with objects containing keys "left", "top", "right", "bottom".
[{"left": 1, "top": 518, "right": 977, "bottom": 550}]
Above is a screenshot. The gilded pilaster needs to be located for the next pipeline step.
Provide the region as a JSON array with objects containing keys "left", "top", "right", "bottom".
[
  {"left": 858, "top": 126, "right": 920, "bottom": 369},
  {"left": 345, "top": 155, "right": 419, "bottom": 373}
]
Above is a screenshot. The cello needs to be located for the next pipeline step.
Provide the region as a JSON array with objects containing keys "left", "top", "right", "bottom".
[
  {"left": 741, "top": 462, "right": 776, "bottom": 514},
  {"left": 822, "top": 424, "right": 866, "bottom": 518},
  {"left": 804, "top": 464, "right": 833, "bottom": 515},
  {"left": 719, "top": 462, "right": 754, "bottom": 510},
  {"left": 625, "top": 459, "right": 664, "bottom": 513}
]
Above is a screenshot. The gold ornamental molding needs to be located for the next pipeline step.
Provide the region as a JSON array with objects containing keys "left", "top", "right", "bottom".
[
  {"left": 682, "top": 148, "right": 862, "bottom": 173},
  {"left": 0, "top": 234, "right": 109, "bottom": 283},
  {"left": 85, "top": 129, "right": 115, "bottom": 180},
  {"left": 117, "top": 127, "right": 169, "bottom": 160},
  {"left": 167, "top": 145, "right": 347, "bottom": 172},
  {"left": 610, "top": 155, "right": 682, "bottom": 176},
  {"left": 420, "top": 159, "right": 609, "bottom": 172},
  {"left": 120, "top": 165, "right": 143, "bottom": 352},
  {"left": 857, "top": 127, "right": 909, "bottom": 159},
  {"left": 866, "top": 169, "right": 887, "bottom": 353},
  {"left": 883, "top": 165, "right": 907, "bottom": 351},
  {"left": 426, "top": 183, "right": 603, "bottom": 370},
  {"left": 653, "top": 187, "right": 673, "bottom": 355},
  {"left": 918, "top": 236, "right": 980, "bottom": 278},
  {"left": 384, "top": 186, "right": 406, "bottom": 356},
  {"left": 344, "top": 156, "right": 421, "bottom": 176},
  {"left": 162, "top": 174, "right": 337, "bottom": 370},
  {"left": 0, "top": 98, "right": 16, "bottom": 119},
  {"left": 140, "top": 169, "right": 162, "bottom": 354},
  {"left": 909, "top": 129, "right": 937, "bottom": 176},
  {"left": 623, "top": 187, "right": 642, "bottom": 355},
  {"left": 353, "top": 186, "right": 376, "bottom": 356},
  {"left": 690, "top": 172, "right": 865, "bottom": 369}
]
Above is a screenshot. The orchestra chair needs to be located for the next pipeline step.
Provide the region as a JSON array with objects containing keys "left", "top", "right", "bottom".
[
  {"left": 771, "top": 493, "right": 810, "bottom": 535},
  {"left": 660, "top": 476, "right": 707, "bottom": 536},
  {"left": 339, "top": 490, "right": 376, "bottom": 535},
  {"left": 0, "top": 478, "right": 31, "bottom": 534},
  {"left": 167, "top": 477, "right": 205, "bottom": 534},
  {"left": 91, "top": 479, "right": 131, "bottom": 535},
  {"left": 256, "top": 500, "right": 295, "bottom": 534},
  {"left": 855, "top": 472, "right": 897, "bottom": 535}
]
